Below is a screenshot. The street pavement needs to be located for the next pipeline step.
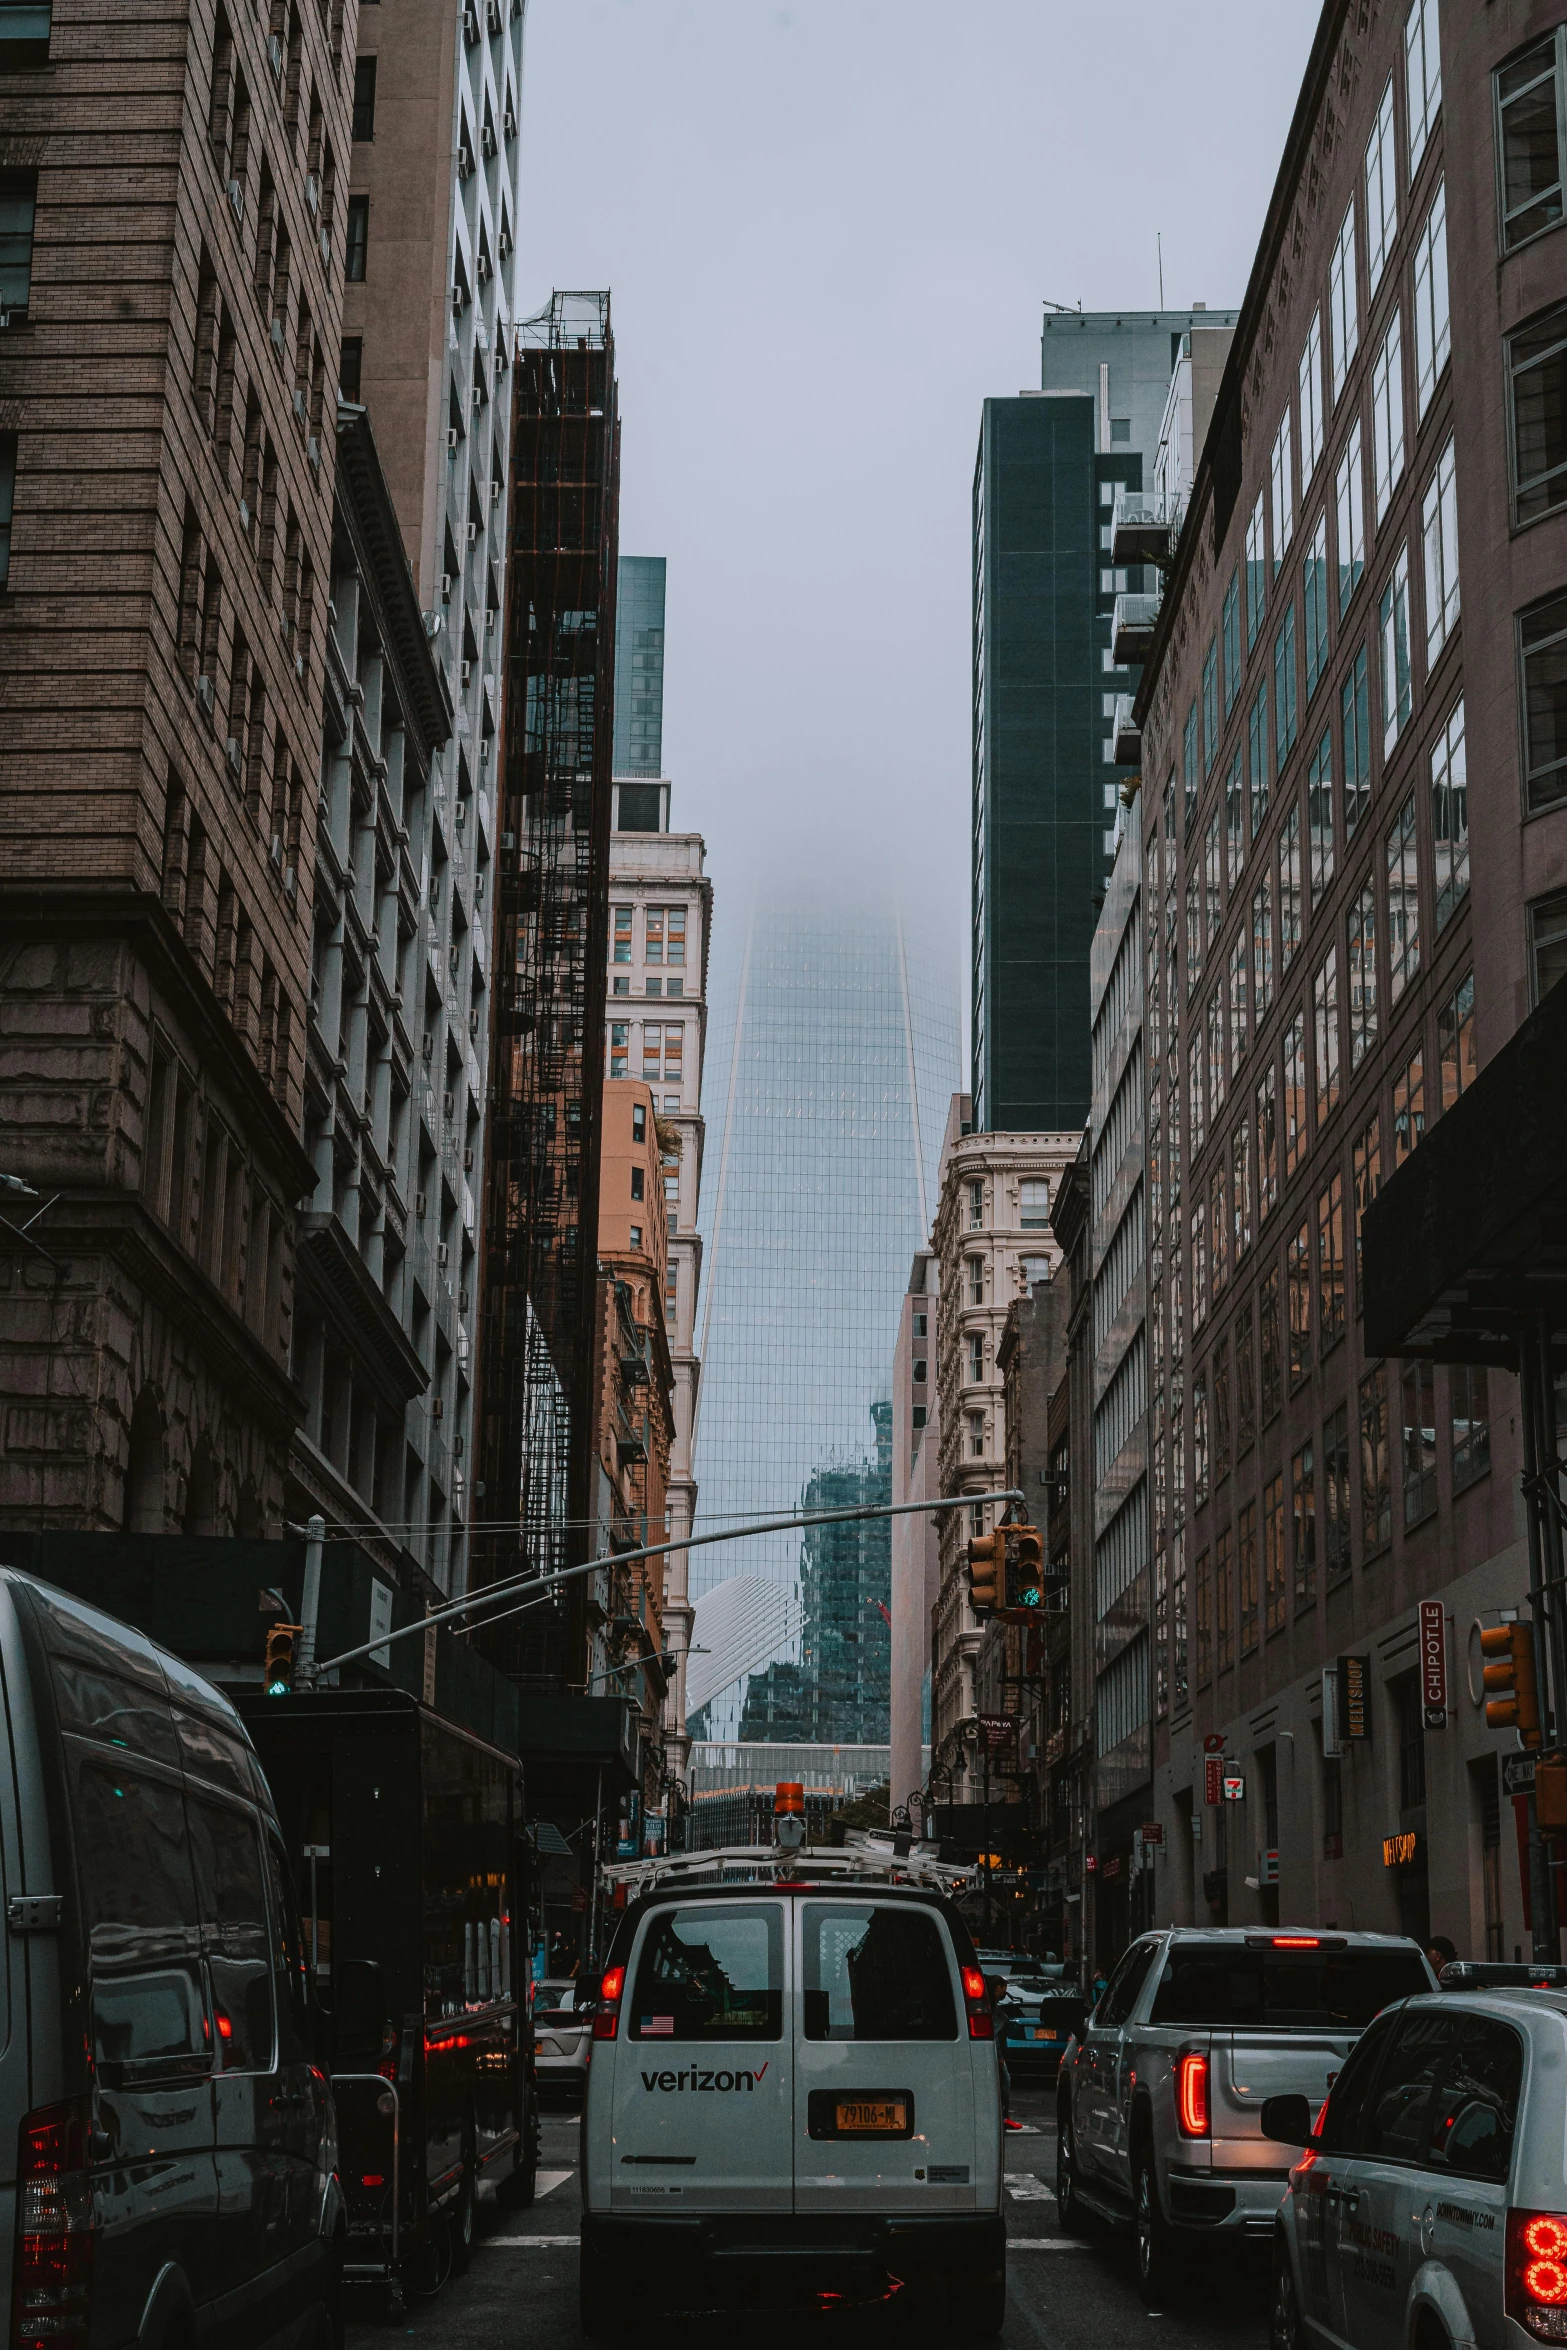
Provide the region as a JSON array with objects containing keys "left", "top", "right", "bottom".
[{"left": 347, "top": 2085, "right": 1273, "bottom": 2348}]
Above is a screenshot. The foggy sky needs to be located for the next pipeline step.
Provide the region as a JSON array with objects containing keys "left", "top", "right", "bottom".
[{"left": 518, "top": 1, "right": 1320, "bottom": 985}]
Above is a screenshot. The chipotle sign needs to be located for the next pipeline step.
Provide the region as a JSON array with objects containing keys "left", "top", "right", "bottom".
[{"left": 1419, "top": 1599, "right": 1448, "bottom": 1730}]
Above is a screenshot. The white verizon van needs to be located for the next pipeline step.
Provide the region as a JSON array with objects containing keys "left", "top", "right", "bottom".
[{"left": 579, "top": 1875, "right": 1005, "bottom": 2334}]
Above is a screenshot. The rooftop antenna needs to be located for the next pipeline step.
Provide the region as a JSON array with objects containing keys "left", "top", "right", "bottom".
[{"left": 1158, "top": 233, "right": 1165, "bottom": 309}]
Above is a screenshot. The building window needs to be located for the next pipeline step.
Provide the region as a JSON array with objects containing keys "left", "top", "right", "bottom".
[
  {"left": 0, "top": 169, "right": 37, "bottom": 323},
  {"left": 1431, "top": 698, "right": 1468, "bottom": 928},
  {"left": 1360, "top": 1364, "right": 1392, "bottom": 1551},
  {"left": 1422, "top": 440, "right": 1459, "bottom": 668},
  {"left": 1530, "top": 890, "right": 1567, "bottom": 1003},
  {"left": 345, "top": 193, "right": 369, "bottom": 281},
  {"left": 1274, "top": 605, "right": 1298, "bottom": 765},
  {"left": 914, "top": 1311, "right": 928, "bottom": 1339},
  {"left": 1406, "top": 0, "right": 1442, "bottom": 170},
  {"left": 1451, "top": 1364, "right": 1491, "bottom": 1494},
  {"left": 1246, "top": 491, "right": 1266, "bottom": 647},
  {"left": 1193, "top": 1372, "right": 1209, "bottom": 1508},
  {"left": 628, "top": 1223, "right": 642, "bottom": 1248},
  {"left": 1520, "top": 589, "right": 1567, "bottom": 811},
  {"left": 1252, "top": 874, "right": 1274, "bottom": 1019},
  {"left": 1347, "top": 878, "right": 1378, "bottom": 1068},
  {"left": 1260, "top": 1264, "right": 1282, "bottom": 1424},
  {"left": 1506, "top": 300, "right": 1567, "bottom": 527},
  {"left": 1412, "top": 181, "right": 1450, "bottom": 418},
  {"left": 1263, "top": 1470, "right": 1286, "bottom": 1634},
  {"left": 968, "top": 1178, "right": 984, "bottom": 1230},
  {"left": 1402, "top": 1360, "right": 1437, "bottom": 1527},
  {"left": 1495, "top": 31, "right": 1566, "bottom": 255},
  {"left": 1256, "top": 1061, "right": 1278, "bottom": 1219},
  {"left": 631, "top": 1101, "right": 646, "bottom": 1143},
  {"left": 612, "top": 905, "right": 633, "bottom": 963},
  {"left": 1366, "top": 75, "right": 1399, "bottom": 290},
  {"left": 1279, "top": 804, "right": 1302, "bottom": 971},
  {"left": 1335, "top": 420, "right": 1366, "bottom": 615},
  {"left": 913, "top": 1357, "right": 927, "bottom": 1385},
  {"left": 1353, "top": 1115, "right": 1382, "bottom": 1302},
  {"left": 1379, "top": 546, "right": 1413, "bottom": 753},
  {"left": 666, "top": 907, "right": 687, "bottom": 965},
  {"left": 1323, "top": 1401, "right": 1352, "bottom": 1577},
  {"left": 1330, "top": 198, "right": 1359, "bottom": 404},
  {"left": 1303, "top": 517, "right": 1330, "bottom": 705},
  {"left": 1235, "top": 1298, "right": 1256, "bottom": 1453},
  {"left": 0, "top": 431, "right": 14, "bottom": 587},
  {"left": 1223, "top": 568, "right": 1241, "bottom": 714},
  {"left": 1393, "top": 1049, "right": 1426, "bottom": 1166},
  {"left": 1184, "top": 700, "right": 1199, "bottom": 818},
  {"left": 1292, "top": 1440, "right": 1317, "bottom": 1612},
  {"left": 1215, "top": 1522, "right": 1234, "bottom": 1671},
  {"left": 1271, "top": 408, "right": 1295, "bottom": 570},
  {"left": 967, "top": 1257, "right": 984, "bottom": 1306},
  {"left": 1300, "top": 313, "right": 1325, "bottom": 486},
  {"left": 1386, "top": 793, "right": 1421, "bottom": 1001},
  {"left": 609, "top": 1021, "right": 628, "bottom": 1079},
  {"left": 1372, "top": 310, "right": 1406, "bottom": 522},
  {"left": 1437, "top": 969, "right": 1476, "bottom": 1114},
  {"left": 1222, "top": 747, "right": 1244, "bottom": 884},
  {"left": 1283, "top": 1008, "right": 1306, "bottom": 1179},
  {"left": 1288, "top": 1216, "right": 1312, "bottom": 1389},
  {"left": 351, "top": 53, "right": 377, "bottom": 140},
  {"left": 967, "top": 1410, "right": 985, "bottom": 1460},
  {"left": 0, "top": 5, "right": 52, "bottom": 64},
  {"left": 1343, "top": 646, "right": 1371, "bottom": 838},
  {"left": 1318, "top": 1171, "right": 1345, "bottom": 1352},
  {"left": 1308, "top": 729, "right": 1334, "bottom": 903},
  {"left": 1194, "top": 1548, "right": 1212, "bottom": 1686},
  {"left": 1201, "top": 636, "right": 1219, "bottom": 774},
  {"left": 630, "top": 1165, "right": 644, "bottom": 1201},
  {"left": 1248, "top": 678, "right": 1269, "bottom": 838},
  {"left": 968, "top": 1334, "right": 983, "bottom": 1384},
  {"left": 1019, "top": 1178, "right": 1050, "bottom": 1229},
  {"left": 338, "top": 334, "right": 362, "bottom": 399},
  {"left": 1313, "top": 946, "right": 1340, "bottom": 1129}
]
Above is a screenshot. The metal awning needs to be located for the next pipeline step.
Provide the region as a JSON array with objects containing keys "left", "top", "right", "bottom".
[{"left": 1362, "top": 978, "right": 1567, "bottom": 1368}]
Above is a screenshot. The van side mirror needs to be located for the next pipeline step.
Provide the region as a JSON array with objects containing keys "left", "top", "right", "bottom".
[
  {"left": 1260, "top": 2093, "right": 1316, "bottom": 2147},
  {"left": 331, "top": 1958, "right": 386, "bottom": 2073}
]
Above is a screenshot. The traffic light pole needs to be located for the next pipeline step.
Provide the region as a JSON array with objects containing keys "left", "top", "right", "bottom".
[
  {"left": 1519, "top": 1321, "right": 1563, "bottom": 1962},
  {"left": 312, "top": 1486, "right": 1027, "bottom": 1679}
]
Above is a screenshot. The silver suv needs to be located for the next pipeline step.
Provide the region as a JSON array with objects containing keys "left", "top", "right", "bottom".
[
  {"left": 1268, "top": 1979, "right": 1567, "bottom": 2350},
  {"left": 1056, "top": 1927, "right": 1433, "bottom": 2297}
]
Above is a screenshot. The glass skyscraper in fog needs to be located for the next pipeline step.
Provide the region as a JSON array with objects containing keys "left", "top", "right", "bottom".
[{"left": 692, "top": 885, "right": 960, "bottom": 1737}]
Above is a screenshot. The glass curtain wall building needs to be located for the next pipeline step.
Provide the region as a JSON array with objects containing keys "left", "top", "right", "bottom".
[
  {"left": 613, "top": 556, "right": 666, "bottom": 786},
  {"left": 693, "top": 887, "right": 959, "bottom": 1738}
]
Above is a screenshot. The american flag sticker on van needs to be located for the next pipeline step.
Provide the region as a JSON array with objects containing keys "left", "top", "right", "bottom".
[{"left": 641, "top": 2017, "right": 675, "bottom": 2035}]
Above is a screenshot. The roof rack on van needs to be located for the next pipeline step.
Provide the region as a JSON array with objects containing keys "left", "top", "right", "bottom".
[{"left": 601, "top": 1838, "right": 978, "bottom": 1898}]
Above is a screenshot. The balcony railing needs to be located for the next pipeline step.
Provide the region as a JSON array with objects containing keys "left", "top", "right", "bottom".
[
  {"left": 1111, "top": 591, "right": 1161, "bottom": 667},
  {"left": 1110, "top": 487, "right": 1182, "bottom": 569},
  {"left": 1112, "top": 694, "right": 1142, "bottom": 765}
]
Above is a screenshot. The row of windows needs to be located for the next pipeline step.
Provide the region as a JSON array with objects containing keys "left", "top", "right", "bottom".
[{"left": 612, "top": 904, "right": 689, "bottom": 963}]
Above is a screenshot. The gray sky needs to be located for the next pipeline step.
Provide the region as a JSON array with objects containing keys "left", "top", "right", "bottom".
[{"left": 519, "top": 1, "right": 1320, "bottom": 974}]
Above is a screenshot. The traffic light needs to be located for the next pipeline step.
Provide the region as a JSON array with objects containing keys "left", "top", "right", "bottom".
[
  {"left": 1005, "top": 1526, "right": 1045, "bottom": 1613},
  {"left": 1481, "top": 1621, "right": 1542, "bottom": 1747},
  {"left": 967, "top": 1531, "right": 1002, "bottom": 1613},
  {"left": 264, "top": 1621, "right": 302, "bottom": 1695}
]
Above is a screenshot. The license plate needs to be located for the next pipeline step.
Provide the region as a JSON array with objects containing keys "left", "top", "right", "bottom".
[{"left": 835, "top": 2098, "right": 907, "bottom": 2134}]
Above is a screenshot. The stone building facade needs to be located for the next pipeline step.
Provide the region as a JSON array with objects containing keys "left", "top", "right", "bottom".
[
  {"left": 1132, "top": 0, "right": 1567, "bottom": 1952},
  {"left": 929, "top": 1095, "right": 1078, "bottom": 1801},
  {"left": 0, "top": 0, "right": 354, "bottom": 1535}
]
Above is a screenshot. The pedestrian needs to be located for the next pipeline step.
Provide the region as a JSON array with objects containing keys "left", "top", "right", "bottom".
[
  {"left": 988, "top": 1975, "right": 1025, "bottom": 2132},
  {"left": 1426, "top": 1934, "right": 1458, "bottom": 1980},
  {"left": 1090, "top": 1968, "right": 1108, "bottom": 2009}
]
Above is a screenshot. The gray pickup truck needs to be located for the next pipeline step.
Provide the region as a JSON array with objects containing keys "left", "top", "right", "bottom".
[{"left": 1056, "top": 1927, "right": 1434, "bottom": 2298}]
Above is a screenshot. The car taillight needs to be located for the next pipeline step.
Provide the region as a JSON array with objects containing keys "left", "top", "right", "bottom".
[
  {"left": 14, "top": 2098, "right": 95, "bottom": 2350},
  {"left": 1176, "top": 2051, "right": 1209, "bottom": 2137},
  {"left": 960, "top": 1965, "right": 993, "bottom": 2040},
  {"left": 593, "top": 1965, "right": 624, "bottom": 2041},
  {"left": 1509, "top": 2212, "right": 1567, "bottom": 2338}
]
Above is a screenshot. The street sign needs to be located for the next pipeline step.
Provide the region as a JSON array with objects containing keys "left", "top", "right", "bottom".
[
  {"left": 1258, "top": 1848, "right": 1279, "bottom": 1884},
  {"left": 1223, "top": 1770, "right": 1245, "bottom": 1802},
  {"left": 1504, "top": 1753, "right": 1538, "bottom": 1797},
  {"left": 1203, "top": 1733, "right": 1226, "bottom": 1754},
  {"left": 978, "top": 1713, "right": 1017, "bottom": 1751},
  {"left": 1420, "top": 1599, "right": 1448, "bottom": 1729},
  {"left": 1322, "top": 1663, "right": 1343, "bottom": 1759},
  {"left": 1205, "top": 1754, "right": 1223, "bottom": 1807},
  {"left": 1383, "top": 1830, "right": 1419, "bottom": 1867},
  {"left": 1140, "top": 1820, "right": 1164, "bottom": 1845}
]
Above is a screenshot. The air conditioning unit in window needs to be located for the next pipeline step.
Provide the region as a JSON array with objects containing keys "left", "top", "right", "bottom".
[
  {"left": 446, "top": 427, "right": 459, "bottom": 452},
  {"left": 225, "top": 736, "right": 243, "bottom": 777},
  {"left": 461, "top": 660, "right": 472, "bottom": 686},
  {"left": 304, "top": 172, "right": 319, "bottom": 216},
  {"left": 268, "top": 32, "right": 283, "bottom": 78},
  {"left": 283, "top": 864, "right": 297, "bottom": 896},
  {"left": 228, "top": 178, "right": 244, "bottom": 221},
  {"left": 458, "top": 1286, "right": 470, "bottom": 1312},
  {"left": 469, "top": 1006, "right": 480, "bottom": 1035},
  {"left": 431, "top": 1394, "right": 444, "bottom": 1418},
  {"left": 415, "top": 1190, "right": 427, "bottom": 1218},
  {"left": 306, "top": 434, "right": 320, "bottom": 469},
  {"left": 482, "top": 123, "right": 496, "bottom": 158},
  {"left": 462, "top": 1147, "right": 474, "bottom": 1174},
  {"left": 503, "top": 106, "right": 516, "bottom": 140},
  {"left": 195, "top": 674, "right": 216, "bottom": 715},
  {"left": 457, "top": 144, "right": 474, "bottom": 181},
  {"left": 292, "top": 388, "right": 308, "bottom": 423},
  {"left": 455, "top": 799, "right": 467, "bottom": 829},
  {"left": 270, "top": 317, "right": 285, "bottom": 355},
  {"left": 318, "top": 227, "right": 331, "bottom": 267},
  {"left": 466, "top": 522, "right": 479, "bottom": 547},
  {"left": 501, "top": 830, "right": 515, "bottom": 850},
  {"left": 270, "top": 834, "right": 284, "bottom": 868},
  {"left": 440, "top": 573, "right": 453, "bottom": 602},
  {"left": 442, "top": 1091, "right": 454, "bottom": 1118},
  {"left": 486, "top": 0, "right": 502, "bottom": 30},
  {"left": 484, "top": 606, "right": 496, "bottom": 633},
  {"left": 436, "top": 1241, "right": 450, "bottom": 1267},
  {"left": 461, "top": 5, "right": 478, "bottom": 41},
  {"left": 421, "top": 1032, "right": 433, "bottom": 1061},
  {"left": 479, "top": 739, "right": 491, "bottom": 766}
]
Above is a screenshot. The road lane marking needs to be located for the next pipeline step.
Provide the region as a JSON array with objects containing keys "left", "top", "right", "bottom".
[
  {"left": 483, "top": 2235, "right": 581, "bottom": 2248},
  {"left": 535, "top": 2170, "right": 574, "bottom": 2198},
  {"left": 1006, "top": 2175, "right": 1056, "bottom": 2200},
  {"left": 1007, "top": 2239, "right": 1090, "bottom": 2251}
]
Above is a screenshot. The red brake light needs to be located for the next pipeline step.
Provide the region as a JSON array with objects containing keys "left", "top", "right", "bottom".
[
  {"left": 1272, "top": 1936, "right": 1320, "bottom": 1948},
  {"left": 1510, "top": 2212, "right": 1567, "bottom": 2335},
  {"left": 1177, "top": 2051, "right": 1209, "bottom": 2137},
  {"left": 960, "top": 1964, "right": 994, "bottom": 2039},
  {"left": 600, "top": 1967, "right": 624, "bottom": 2003},
  {"left": 14, "top": 2098, "right": 96, "bottom": 2350},
  {"left": 961, "top": 1967, "right": 987, "bottom": 2003},
  {"left": 593, "top": 1964, "right": 624, "bottom": 2041}
]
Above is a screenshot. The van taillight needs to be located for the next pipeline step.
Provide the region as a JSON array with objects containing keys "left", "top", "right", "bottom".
[
  {"left": 13, "top": 2098, "right": 95, "bottom": 2350},
  {"left": 593, "top": 1964, "right": 624, "bottom": 2041},
  {"left": 960, "top": 1965, "right": 993, "bottom": 2040},
  {"left": 1508, "top": 2211, "right": 1567, "bottom": 2338},
  {"left": 1176, "top": 2052, "right": 1209, "bottom": 2137}
]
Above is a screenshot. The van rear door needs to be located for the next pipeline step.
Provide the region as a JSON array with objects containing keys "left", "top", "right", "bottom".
[
  {"left": 793, "top": 1899, "right": 975, "bottom": 2214},
  {"left": 608, "top": 1900, "right": 791, "bottom": 2213}
]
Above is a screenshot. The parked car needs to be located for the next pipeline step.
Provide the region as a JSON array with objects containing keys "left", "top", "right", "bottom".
[
  {"left": 533, "top": 1980, "right": 593, "bottom": 2104},
  {"left": 1002, "top": 1977, "right": 1087, "bottom": 2083},
  {"left": 0, "top": 1571, "right": 346, "bottom": 2350},
  {"left": 240, "top": 1684, "right": 539, "bottom": 2293},
  {"left": 1056, "top": 1926, "right": 1434, "bottom": 2298},
  {"left": 580, "top": 1876, "right": 1005, "bottom": 2334},
  {"left": 1266, "top": 1981, "right": 1565, "bottom": 2350}
]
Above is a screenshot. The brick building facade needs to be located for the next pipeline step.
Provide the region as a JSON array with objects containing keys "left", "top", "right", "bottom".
[{"left": 0, "top": 0, "right": 355, "bottom": 1535}]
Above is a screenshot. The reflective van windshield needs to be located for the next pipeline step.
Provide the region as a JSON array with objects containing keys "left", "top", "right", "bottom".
[
  {"left": 804, "top": 1903, "right": 957, "bottom": 2041},
  {"left": 1149, "top": 1941, "right": 1428, "bottom": 2028},
  {"left": 630, "top": 1903, "right": 782, "bottom": 2041}
]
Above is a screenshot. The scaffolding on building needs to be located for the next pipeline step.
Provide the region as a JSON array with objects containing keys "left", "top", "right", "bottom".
[{"left": 476, "top": 293, "right": 619, "bottom": 1689}]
